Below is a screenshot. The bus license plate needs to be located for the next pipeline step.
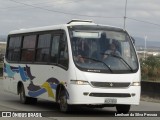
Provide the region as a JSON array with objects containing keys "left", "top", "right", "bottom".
[{"left": 104, "top": 98, "right": 117, "bottom": 104}]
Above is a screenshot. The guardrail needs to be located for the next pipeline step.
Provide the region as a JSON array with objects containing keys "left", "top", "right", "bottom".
[{"left": 141, "top": 81, "right": 160, "bottom": 99}]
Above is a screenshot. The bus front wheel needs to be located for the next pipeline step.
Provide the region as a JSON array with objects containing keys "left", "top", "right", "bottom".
[
  {"left": 59, "top": 90, "right": 71, "bottom": 112},
  {"left": 116, "top": 105, "right": 130, "bottom": 113}
]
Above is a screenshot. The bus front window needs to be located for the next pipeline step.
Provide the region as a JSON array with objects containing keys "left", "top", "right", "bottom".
[{"left": 69, "top": 26, "right": 138, "bottom": 73}]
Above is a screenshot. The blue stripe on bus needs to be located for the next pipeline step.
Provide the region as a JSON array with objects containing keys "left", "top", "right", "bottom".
[
  {"left": 28, "top": 84, "right": 57, "bottom": 98},
  {"left": 28, "top": 88, "right": 46, "bottom": 97},
  {"left": 50, "top": 84, "right": 57, "bottom": 90}
]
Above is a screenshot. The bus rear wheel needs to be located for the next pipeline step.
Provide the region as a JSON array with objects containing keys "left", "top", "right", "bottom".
[
  {"left": 19, "top": 84, "right": 30, "bottom": 104},
  {"left": 19, "top": 84, "right": 37, "bottom": 104},
  {"left": 116, "top": 105, "right": 130, "bottom": 113},
  {"left": 59, "top": 90, "right": 71, "bottom": 112}
]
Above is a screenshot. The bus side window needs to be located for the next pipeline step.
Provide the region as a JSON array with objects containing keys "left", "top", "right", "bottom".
[
  {"left": 51, "top": 35, "right": 60, "bottom": 63},
  {"left": 58, "top": 33, "right": 69, "bottom": 69},
  {"left": 21, "top": 35, "right": 36, "bottom": 62},
  {"left": 36, "top": 34, "right": 51, "bottom": 62},
  {"left": 7, "top": 36, "right": 22, "bottom": 61}
]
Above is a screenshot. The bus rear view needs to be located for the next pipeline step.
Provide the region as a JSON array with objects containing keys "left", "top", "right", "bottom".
[{"left": 67, "top": 20, "right": 140, "bottom": 113}]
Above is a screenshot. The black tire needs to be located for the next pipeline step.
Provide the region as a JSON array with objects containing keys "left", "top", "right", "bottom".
[
  {"left": 19, "top": 84, "right": 30, "bottom": 104},
  {"left": 59, "top": 90, "right": 71, "bottom": 112},
  {"left": 116, "top": 105, "right": 131, "bottom": 113}
]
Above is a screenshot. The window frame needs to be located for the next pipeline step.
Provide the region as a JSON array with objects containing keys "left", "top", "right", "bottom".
[
  {"left": 21, "top": 34, "right": 37, "bottom": 62},
  {"left": 6, "top": 35, "right": 22, "bottom": 62},
  {"left": 50, "top": 33, "right": 61, "bottom": 65},
  {"left": 6, "top": 29, "right": 69, "bottom": 71},
  {"left": 35, "top": 33, "right": 51, "bottom": 63},
  {"left": 57, "top": 32, "right": 69, "bottom": 69}
]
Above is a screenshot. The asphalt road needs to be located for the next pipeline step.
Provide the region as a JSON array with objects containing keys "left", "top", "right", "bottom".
[{"left": 0, "top": 80, "right": 160, "bottom": 120}]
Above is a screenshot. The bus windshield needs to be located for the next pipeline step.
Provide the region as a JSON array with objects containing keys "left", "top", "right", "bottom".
[{"left": 68, "top": 25, "right": 138, "bottom": 73}]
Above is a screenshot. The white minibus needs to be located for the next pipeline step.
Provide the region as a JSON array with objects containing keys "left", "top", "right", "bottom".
[{"left": 3, "top": 20, "right": 141, "bottom": 113}]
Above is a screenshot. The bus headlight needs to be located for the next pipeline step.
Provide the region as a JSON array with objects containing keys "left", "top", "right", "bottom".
[
  {"left": 70, "top": 80, "right": 89, "bottom": 85},
  {"left": 131, "top": 82, "right": 141, "bottom": 86}
]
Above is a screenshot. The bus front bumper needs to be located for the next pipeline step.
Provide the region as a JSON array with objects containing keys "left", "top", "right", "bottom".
[{"left": 67, "top": 85, "right": 141, "bottom": 105}]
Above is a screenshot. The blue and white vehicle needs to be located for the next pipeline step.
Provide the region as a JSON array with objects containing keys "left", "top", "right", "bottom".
[{"left": 3, "top": 20, "right": 141, "bottom": 113}]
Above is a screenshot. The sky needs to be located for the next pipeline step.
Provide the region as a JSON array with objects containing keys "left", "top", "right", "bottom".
[{"left": 0, "top": 0, "right": 160, "bottom": 41}]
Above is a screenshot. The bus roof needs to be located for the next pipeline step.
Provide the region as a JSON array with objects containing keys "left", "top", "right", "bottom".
[{"left": 9, "top": 20, "right": 124, "bottom": 35}]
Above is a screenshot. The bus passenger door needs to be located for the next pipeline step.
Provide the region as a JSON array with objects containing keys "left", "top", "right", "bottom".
[{"left": 50, "top": 31, "right": 69, "bottom": 98}]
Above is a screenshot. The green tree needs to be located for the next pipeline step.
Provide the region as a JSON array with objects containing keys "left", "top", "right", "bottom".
[{"left": 141, "top": 56, "right": 160, "bottom": 81}]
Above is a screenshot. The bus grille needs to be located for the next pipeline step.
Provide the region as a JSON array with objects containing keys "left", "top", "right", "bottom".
[
  {"left": 89, "top": 93, "right": 131, "bottom": 97},
  {"left": 90, "top": 82, "right": 130, "bottom": 88}
]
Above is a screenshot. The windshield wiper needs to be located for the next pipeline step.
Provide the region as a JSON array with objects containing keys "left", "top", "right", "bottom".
[
  {"left": 101, "top": 53, "right": 134, "bottom": 72},
  {"left": 79, "top": 56, "right": 113, "bottom": 73}
]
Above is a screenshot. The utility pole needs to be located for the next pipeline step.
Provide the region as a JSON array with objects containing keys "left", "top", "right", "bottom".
[
  {"left": 124, "top": 0, "right": 128, "bottom": 30},
  {"left": 144, "top": 35, "right": 147, "bottom": 59}
]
